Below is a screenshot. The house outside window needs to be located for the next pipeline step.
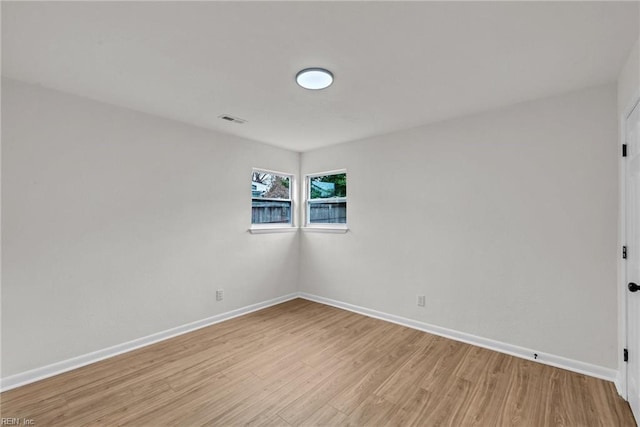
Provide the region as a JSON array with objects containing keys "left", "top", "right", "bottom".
[{"left": 251, "top": 170, "right": 293, "bottom": 225}]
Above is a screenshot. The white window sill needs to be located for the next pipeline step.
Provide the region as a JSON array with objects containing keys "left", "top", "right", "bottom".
[
  {"left": 302, "top": 224, "right": 349, "bottom": 234},
  {"left": 248, "top": 225, "right": 298, "bottom": 234}
]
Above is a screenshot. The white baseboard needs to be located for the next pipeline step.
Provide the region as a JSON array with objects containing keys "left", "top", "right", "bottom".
[
  {"left": 0, "top": 293, "right": 299, "bottom": 392},
  {"left": 616, "top": 371, "right": 627, "bottom": 398},
  {"left": 299, "top": 292, "right": 618, "bottom": 383},
  {"left": 2, "top": 292, "right": 619, "bottom": 392}
]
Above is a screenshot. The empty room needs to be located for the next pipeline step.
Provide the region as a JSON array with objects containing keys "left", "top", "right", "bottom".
[{"left": 2, "top": 1, "right": 640, "bottom": 425}]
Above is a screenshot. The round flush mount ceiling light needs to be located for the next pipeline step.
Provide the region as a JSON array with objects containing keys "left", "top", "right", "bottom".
[{"left": 296, "top": 68, "right": 334, "bottom": 90}]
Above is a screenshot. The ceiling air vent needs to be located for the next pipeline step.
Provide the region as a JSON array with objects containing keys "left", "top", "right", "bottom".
[{"left": 218, "top": 114, "right": 247, "bottom": 124}]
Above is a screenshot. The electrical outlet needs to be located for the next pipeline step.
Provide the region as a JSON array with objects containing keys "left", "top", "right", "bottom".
[
  {"left": 417, "top": 295, "right": 426, "bottom": 307},
  {"left": 216, "top": 289, "right": 224, "bottom": 301}
]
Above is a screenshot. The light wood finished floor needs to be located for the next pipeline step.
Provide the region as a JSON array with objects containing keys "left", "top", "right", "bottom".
[{"left": 1, "top": 299, "right": 635, "bottom": 426}]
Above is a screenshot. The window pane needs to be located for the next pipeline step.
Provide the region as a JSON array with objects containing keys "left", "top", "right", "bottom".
[
  {"left": 252, "top": 171, "right": 292, "bottom": 224},
  {"left": 309, "top": 201, "right": 346, "bottom": 224},
  {"left": 252, "top": 199, "right": 291, "bottom": 224},
  {"left": 309, "top": 173, "right": 346, "bottom": 199},
  {"left": 251, "top": 172, "right": 290, "bottom": 199}
]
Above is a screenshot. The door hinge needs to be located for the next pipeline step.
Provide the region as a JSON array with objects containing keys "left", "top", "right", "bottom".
[
  {"left": 623, "top": 246, "right": 628, "bottom": 259},
  {"left": 624, "top": 348, "right": 628, "bottom": 362},
  {"left": 623, "top": 144, "right": 627, "bottom": 157}
]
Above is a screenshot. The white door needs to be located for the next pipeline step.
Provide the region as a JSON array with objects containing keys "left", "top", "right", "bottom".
[{"left": 626, "top": 99, "right": 640, "bottom": 420}]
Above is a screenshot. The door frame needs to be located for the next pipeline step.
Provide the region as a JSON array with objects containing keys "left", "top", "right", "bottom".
[{"left": 620, "top": 93, "right": 640, "bottom": 400}]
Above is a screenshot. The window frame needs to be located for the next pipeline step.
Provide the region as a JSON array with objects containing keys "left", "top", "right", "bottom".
[
  {"left": 304, "top": 169, "right": 348, "bottom": 232},
  {"left": 250, "top": 168, "right": 297, "bottom": 233}
]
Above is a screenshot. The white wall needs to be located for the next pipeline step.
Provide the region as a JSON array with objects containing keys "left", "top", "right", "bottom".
[
  {"left": 619, "top": 38, "right": 639, "bottom": 115},
  {"left": 0, "top": 77, "right": 623, "bottom": 380},
  {"left": 300, "top": 84, "right": 619, "bottom": 369},
  {"left": 1, "top": 78, "right": 300, "bottom": 377}
]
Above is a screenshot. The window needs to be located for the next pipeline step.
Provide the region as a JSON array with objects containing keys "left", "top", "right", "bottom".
[
  {"left": 251, "top": 170, "right": 293, "bottom": 226},
  {"left": 306, "top": 171, "right": 347, "bottom": 225}
]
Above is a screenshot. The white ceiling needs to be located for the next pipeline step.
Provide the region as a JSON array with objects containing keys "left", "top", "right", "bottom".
[{"left": 2, "top": 1, "right": 638, "bottom": 152}]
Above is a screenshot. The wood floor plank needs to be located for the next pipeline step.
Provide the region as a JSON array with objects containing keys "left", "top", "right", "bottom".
[
  {"left": 373, "top": 333, "right": 446, "bottom": 404},
  {"left": 329, "top": 328, "right": 425, "bottom": 415},
  {"left": 209, "top": 361, "right": 317, "bottom": 425},
  {"left": 414, "top": 376, "right": 474, "bottom": 426},
  {"left": 1, "top": 298, "right": 635, "bottom": 426},
  {"left": 451, "top": 351, "right": 513, "bottom": 425},
  {"left": 343, "top": 393, "right": 397, "bottom": 426},
  {"left": 220, "top": 357, "right": 346, "bottom": 426},
  {"left": 299, "top": 404, "right": 348, "bottom": 426},
  {"left": 276, "top": 343, "right": 387, "bottom": 425}
]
